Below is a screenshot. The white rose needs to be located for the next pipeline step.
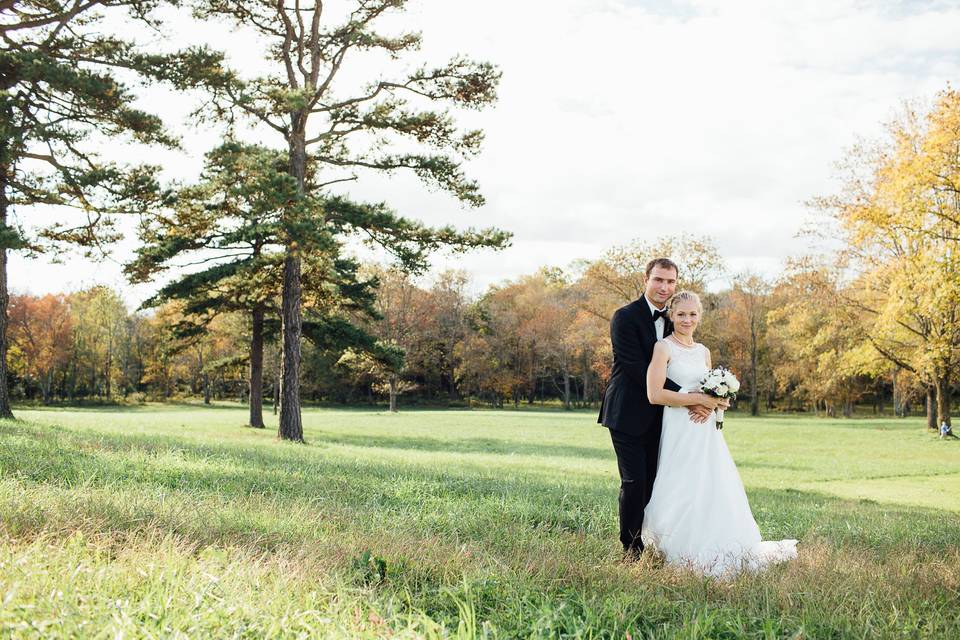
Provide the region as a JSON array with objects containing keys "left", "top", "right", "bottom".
[
  {"left": 726, "top": 376, "right": 740, "bottom": 393},
  {"left": 716, "top": 383, "right": 729, "bottom": 396}
]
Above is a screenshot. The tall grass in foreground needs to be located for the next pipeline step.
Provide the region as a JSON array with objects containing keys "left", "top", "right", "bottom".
[{"left": 0, "top": 406, "right": 958, "bottom": 638}]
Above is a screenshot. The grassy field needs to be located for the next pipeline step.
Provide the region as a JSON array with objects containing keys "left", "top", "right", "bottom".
[{"left": 0, "top": 404, "right": 958, "bottom": 638}]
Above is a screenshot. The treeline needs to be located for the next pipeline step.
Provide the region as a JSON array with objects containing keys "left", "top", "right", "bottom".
[{"left": 10, "top": 227, "right": 956, "bottom": 428}]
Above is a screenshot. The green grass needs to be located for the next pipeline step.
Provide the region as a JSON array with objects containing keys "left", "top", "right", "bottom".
[{"left": 1, "top": 405, "right": 958, "bottom": 638}]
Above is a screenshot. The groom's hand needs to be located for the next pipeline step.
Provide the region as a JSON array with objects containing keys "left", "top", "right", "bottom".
[{"left": 687, "top": 405, "right": 712, "bottom": 423}]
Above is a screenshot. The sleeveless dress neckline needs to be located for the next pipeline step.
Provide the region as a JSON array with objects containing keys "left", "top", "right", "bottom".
[{"left": 665, "top": 335, "right": 698, "bottom": 350}]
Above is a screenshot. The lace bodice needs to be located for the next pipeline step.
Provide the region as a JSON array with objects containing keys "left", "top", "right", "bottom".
[{"left": 663, "top": 338, "right": 709, "bottom": 392}]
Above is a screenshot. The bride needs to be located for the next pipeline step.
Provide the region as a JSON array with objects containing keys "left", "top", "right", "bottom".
[{"left": 642, "top": 290, "right": 798, "bottom": 577}]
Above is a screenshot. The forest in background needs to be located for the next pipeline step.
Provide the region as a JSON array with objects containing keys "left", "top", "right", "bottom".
[{"left": 8, "top": 213, "right": 957, "bottom": 431}]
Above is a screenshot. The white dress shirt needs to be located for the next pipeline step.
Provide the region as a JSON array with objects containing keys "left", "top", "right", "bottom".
[{"left": 645, "top": 295, "right": 666, "bottom": 341}]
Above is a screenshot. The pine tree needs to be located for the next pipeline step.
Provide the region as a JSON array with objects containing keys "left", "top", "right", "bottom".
[
  {"left": 190, "top": 0, "right": 507, "bottom": 441},
  {"left": 129, "top": 141, "right": 496, "bottom": 434},
  {"left": 0, "top": 0, "right": 226, "bottom": 418}
]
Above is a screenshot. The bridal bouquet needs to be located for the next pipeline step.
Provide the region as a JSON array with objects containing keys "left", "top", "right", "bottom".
[{"left": 699, "top": 367, "right": 740, "bottom": 429}]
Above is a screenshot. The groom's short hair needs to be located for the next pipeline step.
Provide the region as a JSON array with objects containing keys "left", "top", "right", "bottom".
[{"left": 645, "top": 258, "right": 678, "bottom": 279}]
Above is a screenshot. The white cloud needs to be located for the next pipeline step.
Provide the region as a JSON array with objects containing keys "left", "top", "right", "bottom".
[{"left": 10, "top": 0, "right": 960, "bottom": 303}]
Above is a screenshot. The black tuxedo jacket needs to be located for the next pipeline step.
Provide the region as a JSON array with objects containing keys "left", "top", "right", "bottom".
[{"left": 597, "top": 298, "right": 682, "bottom": 436}]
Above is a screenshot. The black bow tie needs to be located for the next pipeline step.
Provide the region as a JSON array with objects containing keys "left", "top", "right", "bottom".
[{"left": 652, "top": 309, "right": 669, "bottom": 322}]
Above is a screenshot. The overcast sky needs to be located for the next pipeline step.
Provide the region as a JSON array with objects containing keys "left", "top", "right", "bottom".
[{"left": 10, "top": 0, "right": 960, "bottom": 303}]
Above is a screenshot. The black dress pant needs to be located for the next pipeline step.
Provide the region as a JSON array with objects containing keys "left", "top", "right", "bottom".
[{"left": 609, "top": 426, "right": 661, "bottom": 554}]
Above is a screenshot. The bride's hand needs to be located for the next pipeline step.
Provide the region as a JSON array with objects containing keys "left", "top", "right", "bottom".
[{"left": 698, "top": 394, "right": 721, "bottom": 410}]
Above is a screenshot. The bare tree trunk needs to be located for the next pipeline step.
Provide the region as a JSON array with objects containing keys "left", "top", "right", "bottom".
[
  {"left": 273, "top": 344, "right": 280, "bottom": 415},
  {"left": 58, "top": 367, "right": 68, "bottom": 402},
  {"left": 935, "top": 374, "right": 952, "bottom": 428},
  {"left": 750, "top": 317, "right": 759, "bottom": 416},
  {"left": 42, "top": 371, "right": 52, "bottom": 405},
  {"left": 249, "top": 305, "right": 265, "bottom": 428},
  {"left": 197, "top": 346, "right": 210, "bottom": 405},
  {"left": 105, "top": 343, "right": 112, "bottom": 399},
  {"left": 448, "top": 367, "right": 459, "bottom": 400},
  {"left": 563, "top": 369, "right": 571, "bottom": 411},
  {"left": 893, "top": 367, "right": 903, "bottom": 417},
  {"left": 389, "top": 374, "right": 398, "bottom": 412},
  {"left": 0, "top": 170, "right": 13, "bottom": 419},
  {"left": 68, "top": 357, "right": 77, "bottom": 403},
  {"left": 582, "top": 357, "right": 590, "bottom": 405},
  {"left": 926, "top": 385, "right": 937, "bottom": 429}
]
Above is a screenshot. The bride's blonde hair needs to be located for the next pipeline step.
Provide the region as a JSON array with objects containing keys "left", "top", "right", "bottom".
[{"left": 667, "top": 291, "right": 703, "bottom": 319}]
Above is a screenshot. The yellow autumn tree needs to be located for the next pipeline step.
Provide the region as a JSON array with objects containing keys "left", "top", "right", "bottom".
[{"left": 814, "top": 87, "right": 960, "bottom": 427}]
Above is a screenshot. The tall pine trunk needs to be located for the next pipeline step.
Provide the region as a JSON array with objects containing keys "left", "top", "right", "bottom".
[
  {"left": 278, "top": 126, "right": 306, "bottom": 442},
  {"left": 279, "top": 253, "right": 303, "bottom": 441},
  {"left": 249, "top": 305, "right": 265, "bottom": 428},
  {"left": 0, "top": 167, "right": 13, "bottom": 419}
]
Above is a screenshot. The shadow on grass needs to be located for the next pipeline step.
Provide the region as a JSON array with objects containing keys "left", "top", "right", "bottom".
[
  {"left": 12, "top": 401, "right": 603, "bottom": 415},
  {"left": 1, "top": 420, "right": 958, "bottom": 557},
  {"left": 313, "top": 430, "right": 612, "bottom": 460},
  {"left": 732, "top": 412, "right": 931, "bottom": 431},
  {"left": 12, "top": 400, "right": 251, "bottom": 414}
]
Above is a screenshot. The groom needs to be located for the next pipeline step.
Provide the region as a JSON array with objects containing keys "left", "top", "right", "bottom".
[{"left": 598, "top": 258, "right": 710, "bottom": 559}]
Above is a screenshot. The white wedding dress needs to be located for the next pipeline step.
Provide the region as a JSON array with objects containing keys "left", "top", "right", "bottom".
[{"left": 642, "top": 338, "right": 798, "bottom": 577}]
